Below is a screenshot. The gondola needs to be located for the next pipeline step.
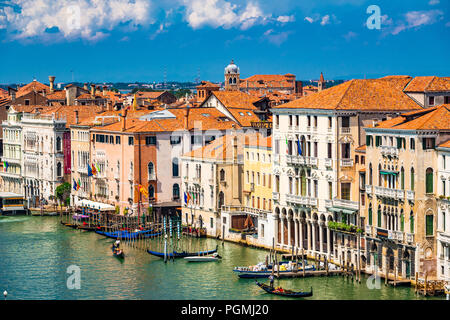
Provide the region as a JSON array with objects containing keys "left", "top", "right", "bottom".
[
  {"left": 95, "top": 229, "right": 161, "bottom": 239},
  {"left": 147, "top": 246, "right": 218, "bottom": 259},
  {"left": 112, "top": 245, "right": 125, "bottom": 259},
  {"left": 255, "top": 281, "right": 313, "bottom": 298}
]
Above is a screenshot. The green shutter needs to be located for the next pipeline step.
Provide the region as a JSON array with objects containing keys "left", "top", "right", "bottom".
[
  {"left": 368, "top": 208, "right": 372, "bottom": 225},
  {"left": 377, "top": 210, "right": 381, "bottom": 227},
  {"left": 410, "top": 214, "right": 414, "bottom": 233},
  {"left": 411, "top": 170, "right": 415, "bottom": 191},
  {"left": 366, "top": 135, "right": 370, "bottom": 146},
  {"left": 426, "top": 215, "right": 433, "bottom": 236},
  {"left": 401, "top": 214, "right": 404, "bottom": 231},
  {"left": 401, "top": 169, "right": 405, "bottom": 190},
  {"left": 426, "top": 172, "right": 433, "bottom": 194}
]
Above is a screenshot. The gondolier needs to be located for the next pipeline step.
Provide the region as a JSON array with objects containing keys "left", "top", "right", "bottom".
[{"left": 269, "top": 274, "right": 274, "bottom": 289}]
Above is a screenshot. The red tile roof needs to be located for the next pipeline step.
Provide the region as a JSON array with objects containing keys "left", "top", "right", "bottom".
[
  {"left": 274, "top": 76, "right": 421, "bottom": 111},
  {"left": 16, "top": 80, "right": 50, "bottom": 97},
  {"left": 438, "top": 140, "right": 450, "bottom": 149},
  {"left": 404, "top": 76, "right": 450, "bottom": 92}
]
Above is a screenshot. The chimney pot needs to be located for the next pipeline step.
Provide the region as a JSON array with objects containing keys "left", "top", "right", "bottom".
[
  {"left": 74, "top": 110, "right": 79, "bottom": 124},
  {"left": 91, "top": 84, "right": 95, "bottom": 96},
  {"left": 49, "top": 76, "right": 55, "bottom": 93}
]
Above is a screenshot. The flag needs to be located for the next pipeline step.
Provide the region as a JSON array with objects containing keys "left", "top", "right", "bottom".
[
  {"left": 297, "top": 139, "right": 302, "bottom": 156},
  {"left": 95, "top": 163, "right": 100, "bottom": 173},
  {"left": 3, "top": 161, "right": 8, "bottom": 172},
  {"left": 87, "top": 163, "right": 93, "bottom": 177},
  {"left": 285, "top": 137, "right": 289, "bottom": 154},
  {"left": 186, "top": 192, "right": 191, "bottom": 205},
  {"left": 184, "top": 192, "right": 188, "bottom": 205},
  {"left": 91, "top": 163, "right": 97, "bottom": 176},
  {"left": 73, "top": 179, "right": 77, "bottom": 191},
  {"left": 77, "top": 178, "right": 81, "bottom": 191},
  {"left": 139, "top": 184, "right": 149, "bottom": 197}
]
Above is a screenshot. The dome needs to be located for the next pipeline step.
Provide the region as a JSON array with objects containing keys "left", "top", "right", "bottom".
[{"left": 225, "top": 60, "right": 239, "bottom": 74}]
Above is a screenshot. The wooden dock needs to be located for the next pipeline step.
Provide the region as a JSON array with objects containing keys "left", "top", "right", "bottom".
[
  {"left": 275, "top": 270, "right": 344, "bottom": 278},
  {"left": 388, "top": 280, "right": 411, "bottom": 287},
  {"left": 281, "top": 253, "right": 307, "bottom": 260}
]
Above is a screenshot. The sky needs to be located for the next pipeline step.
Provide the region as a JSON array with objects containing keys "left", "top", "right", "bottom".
[{"left": 0, "top": 0, "right": 449, "bottom": 84}]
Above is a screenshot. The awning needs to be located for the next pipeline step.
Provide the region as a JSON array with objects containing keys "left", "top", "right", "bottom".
[
  {"left": 327, "top": 207, "right": 356, "bottom": 214},
  {"left": 380, "top": 171, "right": 398, "bottom": 175},
  {"left": 75, "top": 199, "right": 115, "bottom": 212}
]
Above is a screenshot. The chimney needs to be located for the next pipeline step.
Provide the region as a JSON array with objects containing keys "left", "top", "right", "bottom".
[
  {"left": 9, "top": 87, "right": 16, "bottom": 102},
  {"left": 122, "top": 109, "right": 128, "bottom": 131},
  {"left": 83, "top": 83, "right": 88, "bottom": 90},
  {"left": 107, "top": 100, "right": 113, "bottom": 111},
  {"left": 49, "top": 76, "right": 55, "bottom": 93},
  {"left": 91, "top": 84, "right": 95, "bottom": 96},
  {"left": 184, "top": 104, "right": 190, "bottom": 129},
  {"left": 233, "top": 134, "right": 238, "bottom": 162},
  {"left": 74, "top": 110, "right": 79, "bottom": 124},
  {"left": 102, "top": 86, "right": 107, "bottom": 96}
]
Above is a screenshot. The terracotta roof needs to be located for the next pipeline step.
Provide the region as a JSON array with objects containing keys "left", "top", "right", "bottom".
[
  {"left": 196, "top": 81, "right": 220, "bottom": 89},
  {"left": 240, "top": 74, "right": 295, "bottom": 89},
  {"left": 39, "top": 105, "right": 105, "bottom": 127},
  {"left": 136, "top": 91, "right": 166, "bottom": 99},
  {"left": 92, "top": 107, "right": 242, "bottom": 133},
  {"left": 373, "top": 104, "right": 450, "bottom": 131},
  {"left": 274, "top": 76, "right": 421, "bottom": 111},
  {"left": 355, "top": 145, "right": 366, "bottom": 152},
  {"left": 0, "top": 88, "right": 8, "bottom": 98},
  {"left": 9, "top": 105, "right": 50, "bottom": 113},
  {"left": 404, "top": 76, "right": 450, "bottom": 92},
  {"left": 16, "top": 80, "right": 50, "bottom": 97},
  {"left": 46, "top": 91, "right": 66, "bottom": 100},
  {"left": 438, "top": 140, "right": 450, "bottom": 149}
]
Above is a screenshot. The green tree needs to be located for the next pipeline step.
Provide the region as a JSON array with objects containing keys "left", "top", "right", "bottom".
[{"left": 55, "top": 182, "right": 71, "bottom": 207}]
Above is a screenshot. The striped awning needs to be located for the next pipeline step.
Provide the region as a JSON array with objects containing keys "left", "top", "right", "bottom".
[{"left": 327, "top": 207, "right": 356, "bottom": 214}]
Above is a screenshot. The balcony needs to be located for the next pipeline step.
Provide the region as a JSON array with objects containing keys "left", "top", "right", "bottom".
[
  {"left": 341, "top": 127, "right": 351, "bottom": 134},
  {"left": 221, "top": 205, "right": 270, "bottom": 218},
  {"left": 374, "top": 186, "right": 405, "bottom": 200},
  {"left": 250, "top": 183, "right": 255, "bottom": 192},
  {"left": 272, "top": 192, "right": 280, "bottom": 201},
  {"left": 380, "top": 146, "right": 399, "bottom": 158},
  {"left": 309, "top": 157, "right": 318, "bottom": 166},
  {"left": 208, "top": 178, "right": 215, "bottom": 185},
  {"left": 365, "top": 225, "right": 372, "bottom": 236},
  {"left": 406, "top": 232, "right": 414, "bottom": 244},
  {"left": 114, "top": 171, "right": 120, "bottom": 180},
  {"left": 148, "top": 173, "right": 156, "bottom": 181},
  {"left": 128, "top": 173, "right": 133, "bottom": 181},
  {"left": 406, "top": 190, "right": 415, "bottom": 201},
  {"left": 366, "top": 185, "right": 372, "bottom": 195},
  {"left": 286, "top": 194, "right": 317, "bottom": 206},
  {"left": 340, "top": 158, "right": 354, "bottom": 167},
  {"left": 332, "top": 198, "right": 359, "bottom": 210},
  {"left": 192, "top": 177, "right": 201, "bottom": 184},
  {"left": 327, "top": 127, "right": 333, "bottom": 134},
  {"left": 325, "top": 199, "right": 333, "bottom": 208},
  {"left": 286, "top": 155, "right": 318, "bottom": 166},
  {"left": 324, "top": 158, "right": 332, "bottom": 167}
]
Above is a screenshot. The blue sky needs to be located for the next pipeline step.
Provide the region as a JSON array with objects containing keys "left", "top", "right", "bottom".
[{"left": 0, "top": 0, "right": 448, "bottom": 84}]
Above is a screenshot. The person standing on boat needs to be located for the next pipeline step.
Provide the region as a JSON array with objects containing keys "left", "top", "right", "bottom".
[
  {"left": 114, "top": 240, "right": 120, "bottom": 249},
  {"left": 269, "top": 274, "right": 274, "bottom": 289}
]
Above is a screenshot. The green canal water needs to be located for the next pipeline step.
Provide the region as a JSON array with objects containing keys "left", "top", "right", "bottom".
[{"left": 0, "top": 216, "right": 439, "bottom": 300}]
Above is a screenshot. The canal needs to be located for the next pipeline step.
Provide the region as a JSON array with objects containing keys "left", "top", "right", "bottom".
[{"left": 0, "top": 216, "right": 437, "bottom": 300}]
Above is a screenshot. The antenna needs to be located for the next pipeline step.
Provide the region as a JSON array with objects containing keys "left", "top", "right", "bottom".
[
  {"left": 195, "top": 68, "right": 200, "bottom": 84},
  {"left": 163, "top": 67, "right": 167, "bottom": 90},
  {"left": 70, "top": 70, "right": 74, "bottom": 82}
]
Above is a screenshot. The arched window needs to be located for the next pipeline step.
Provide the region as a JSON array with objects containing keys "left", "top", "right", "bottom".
[
  {"left": 368, "top": 204, "right": 372, "bottom": 225},
  {"left": 56, "top": 136, "right": 61, "bottom": 151},
  {"left": 400, "top": 167, "right": 405, "bottom": 190},
  {"left": 172, "top": 158, "right": 179, "bottom": 177},
  {"left": 172, "top": 184, "right": 180, "bottom": 199},
  {"left": 378, "top": 164, "right": 382, "bottom": 187},
  {"left": 300, "top": 170, "right": 306, "bottom": 196},
  {"left": 220, "top": 169, "right": 225, "bottom": 181},
  {"left": 369, "top": 163, "right": 373, "bottom": 185},
  {"left": 218, "top": 191, "right": 224, "bottom": 209},
  {"left": 425, "top": 168, "right": 433, "bottom": 194},
  {"left": 148, "top": 185, "right": 154, "bottom": 198},
  {"left": 56, "top": 162, "right": 62, "bottom": 177},
  {"left": 148, "top": 162, "right": 154, "bottom": 178},
  {"left": 377, "top": 205, "right": 382, "bottom": 227},
  {"left": 400, "top": 210, "right": 404, "bottom": 231},
  {"left": 410, "top": 211, "right": 414, "bottom": 233},
  {"left": 233, "top": 77, "right": 236, "bottom": 84},
  {"left": 229, "top": 78, "right": 232, "bottom": 84},
  {"left": 410, "top": 167, "right": 415, "bottom": 191}
]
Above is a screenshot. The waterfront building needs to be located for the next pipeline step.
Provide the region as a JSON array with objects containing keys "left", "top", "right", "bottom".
[
  {"left": 270, "top": 76, "right": 422, "bottom": 262},
  {"left": 437, "top": 140, "right": 450, "bottom": 282},
  {"left": 403, "top": 76, "right": 450, "bottom": 108},
  {"left": 364, "top": 105, "right": 450, "bottom": 280}
]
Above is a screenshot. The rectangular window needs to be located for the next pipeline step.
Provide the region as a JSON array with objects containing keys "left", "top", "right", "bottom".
[
  {"left": 429, "top": 96, "right": 434, "bottom": 106},
  {"left": 128, "top": 136, "right": 134, "bottom": 145},
  {"left": 328, "top": 182, "right": 333, "bottom": 200},
  {"left": 426, "top": 215, "right": 434, "bottom": 236},
  {"left": 341, "top": 116, "right": 350, "bottom": 128},
  {"left": 410, "top": 138, "right": 415, "bottom": 150},
  {"left": 170, "top": 136, "right": 181, "bottom": 145},
  {"left": 145, "top": 136, "right": 156, "bottom": 145},
  {"left": 191, "top": 135, "right": 202, "bottom": 145},
  {"left": 210, "top": 217, "right": 214, "bottom": 229},
  {"left": 327, "top": 143, "right": 332, "bottom": 158},
  {"left": 341, "top": 183, "right": 351, "bottom": 200},
  {"left": 109, "top": 135, "right": 114, "bottom": 144},
  {"left": 314, "top": 116, "right": 317, "bottom": 127},
  {"left": 261, "top": 224, "right": 264, "bottom": 238},
  {"left": 115, "top": 136, "right": 121, "bottom": 144},
  {"left": 422, "top": 138, "right": 435, "bottom": 150}
]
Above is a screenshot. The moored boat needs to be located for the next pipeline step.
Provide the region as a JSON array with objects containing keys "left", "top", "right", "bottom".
[
  {"left": 255, "top": 281, "right": 313, "bottom": 298},
  {"left": 147, "top": 246, "right": 218, "bottom": 259},
  {"left": 184, "top": 252, "right": 221, "bottom": 262},
  {"left": 234, "top": 261, "right": 315, "bottom": 278},
  {"left": 96, "top": 229, "right": 161, "bottom": 239}
]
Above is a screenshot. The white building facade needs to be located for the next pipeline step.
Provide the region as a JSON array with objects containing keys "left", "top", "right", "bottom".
[{"left": 437, "top": 143, "right": 450, "bottom": 282}]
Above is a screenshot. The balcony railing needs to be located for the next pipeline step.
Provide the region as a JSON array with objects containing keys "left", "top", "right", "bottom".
[
  {"left": 309, "top": 157, "right": 318, "bottom": 166},
  {"left": 325, "top": 199, "right": 333, "bottom": 208},
  {"left": 286, "top": 194, "right": 318, "bottom": 206},
  {"left": 286, "top": 155, "right": 318, "bottom": 166},
  {"left": 406, "top": 190, "right": 415, "bottom": 201},
  {"left": 341, "top": 127, "right": 351, "bottom": 134},
  {"left": 272, "top": 192, "right": 280, "bottom": 201},
  {"left": 340, "top": 159, "right": 353, "bottom": 167},
  {"left": 374, "top": 186, "right": 405, "bottom": 200},
  {"left": 380, "top": 146, "right": 399, "bottom": 157},
  {"left": 148, "top": 174, "right": 156, "bottom": 181},
  {"left": 406, "top": 232, "right": 414, "bottom": 244},
  {"left": 366, "top": 185, "right": 372, "bottom": 195},
  {"left": 332, "top": 198, "right": 359, "bottom": 210},
  {"left": 221, "top": 205, "right": 270, "bottom": 218},
  {"left": 365, "top": 225, "right": 372, "bottom": 236},
  {"left": 324, "top": 158, "right": 332, "bottom": 167}
]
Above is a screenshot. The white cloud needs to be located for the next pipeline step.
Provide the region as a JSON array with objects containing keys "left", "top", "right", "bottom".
[
  {"left": 446, "top": 21, "right": 450, "bottom": 27},
  {"left": 389, "top": 9, "right": 444, "bottom": 35},
  {"left": 320, "top": 15, "right": 330, "bottom": 26},
  {"left": 183, "top": 0, "right": 291, "bottom": 30},
  {"left": 304, "top": 16, "right": 314, "bottom": 23},
  {"left": 428, "top": 0, "right": 439, "bottom": 5},
  {"left": 343, "top": 31, "right": 357, "bottom": 41},
  {"left": 262, "top": 29, "right": 291, "bottom": 46},
  {"left": 0, "top": 0, "right": 154, "bottom": 41}
]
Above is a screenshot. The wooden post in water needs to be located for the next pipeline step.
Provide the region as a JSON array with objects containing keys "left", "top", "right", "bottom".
[
  {"left": 424, "top": 273, "right": 428, "bottom": 296},
  {"left": 325, "top": 255, "right": 329, "bottom": 276},
  {"left": 385, "top": 257, "right": 388, "bottom": 286},
  {"left": 302, "top": 248, "right": 306, "bottom": 277},
  {"left": 295, "top": 247, "right": 298, "bottom": 273},
  {"left": 222, "top": 225, "right": 225, "bottom": 245},
  {"left": 415, "top": 272, "right": 418, "bottom": 293}
]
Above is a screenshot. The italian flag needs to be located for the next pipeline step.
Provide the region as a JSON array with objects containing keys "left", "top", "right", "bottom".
[{"left": 285, "top": 137, "right": 289, "bottom": 154}]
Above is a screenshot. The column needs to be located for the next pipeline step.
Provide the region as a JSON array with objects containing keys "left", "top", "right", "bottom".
[
  {"left": 312, "top": 221, "right": 316, "bottom": 252},
  {"left": 294, "top": 219, "right": 299, "bottom": 249},
  {"left": 299, "top": 219, "right": 304, "bottom": 249},
  {"left": 287, "top": 217, "right": 292, "bottom": 247},
  {"left": 307, "top": 221, "right": 311, "bottom": 251},
  {"left": 280, "top": 217, "right": 285, "bottom": 245},
  {"left": 319, "top": 223, "right": 324, "bottom": 254},
  {"left": 327, "top": 226, "right": 331, "bottom": 257}
]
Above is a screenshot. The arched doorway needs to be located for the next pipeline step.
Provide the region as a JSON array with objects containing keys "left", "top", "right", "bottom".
[
  {"left": 387, "top": 248, "right": 394, "bottom": 272},
  {"left": 403, "top": 250, "right": 411, "bottom": 278}
]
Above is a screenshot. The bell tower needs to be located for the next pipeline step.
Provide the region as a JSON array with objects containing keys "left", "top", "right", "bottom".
[
  {"left": 318, "top": 72, "right": 325, "bottom": 92},
  {"left": 224, "top": 60, "right": 240, "bottom": 91}
]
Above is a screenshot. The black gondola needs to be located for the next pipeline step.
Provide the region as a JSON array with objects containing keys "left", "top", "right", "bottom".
[
  {"left": 112, "top": 245, "right": 125, "bottom": 259},
  {"left": 255, "top": 281, "right": 313, "bottom": 298}
]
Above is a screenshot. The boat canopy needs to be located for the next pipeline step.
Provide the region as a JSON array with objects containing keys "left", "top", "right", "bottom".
[{"left": 75, "top": 199, "right": 115, "bottom": 212}]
